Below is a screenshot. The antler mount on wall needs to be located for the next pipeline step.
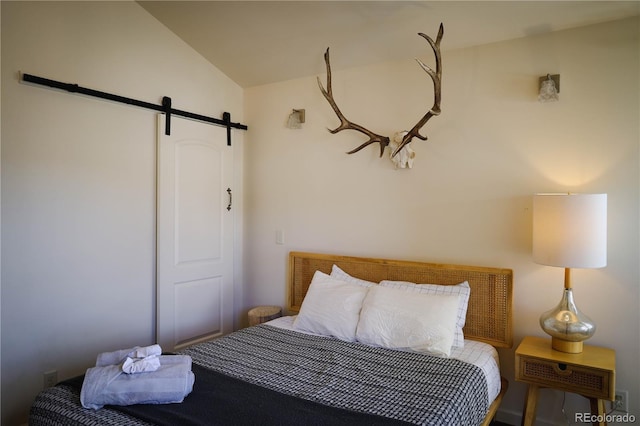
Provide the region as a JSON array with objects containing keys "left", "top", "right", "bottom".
[{"left": 317, "top": 23, "right": 443, "bottom": 169}]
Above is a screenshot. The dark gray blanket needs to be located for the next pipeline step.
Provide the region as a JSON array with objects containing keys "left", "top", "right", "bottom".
[{"left": 30, "top": 324, "right": 488, "bottom": 426}]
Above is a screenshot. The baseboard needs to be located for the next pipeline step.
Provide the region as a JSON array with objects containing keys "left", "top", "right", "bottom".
[
  {"left": 495, "top": 407, "right": 556, "bottom": 426},
  {"left": 494, "top": 407, "right": 520, "bottom": 426}
]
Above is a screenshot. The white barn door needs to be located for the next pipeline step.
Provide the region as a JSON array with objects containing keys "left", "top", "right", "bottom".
[{"left": 156, "top": 115, "right": 234, "bottom": 351}]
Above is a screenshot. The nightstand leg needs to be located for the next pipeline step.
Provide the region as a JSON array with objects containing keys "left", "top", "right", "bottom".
[
  {"left": 521, "top": 384, "right": 539, "bottom": 426},
  {"left": 588, "top": 398, "right": 607, "bottom": 426}
]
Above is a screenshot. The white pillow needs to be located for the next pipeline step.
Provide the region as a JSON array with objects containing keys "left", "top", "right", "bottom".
[
  {"left": 380, "top": 280, "right": 470, "bottom": 348},
  {"left": 293, "top": 271, "right": 369, "bottom": 342},
  {"left": 356, "top": 285, "right": 460, "bottom": 357},
  {"left": 330, "top": 264, "right": 376, "bottom": 288}
]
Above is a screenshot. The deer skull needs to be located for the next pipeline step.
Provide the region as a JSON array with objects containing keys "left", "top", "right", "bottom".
[{"left": 390, "top": 131, "right": 415, "bottom": 169}]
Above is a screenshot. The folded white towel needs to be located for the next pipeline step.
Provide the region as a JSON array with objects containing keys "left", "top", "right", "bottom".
[
  {"left": 96, "top": 344, "right": 162, "bottom": 367},
  {"left": 130, "top": 345, "right": 162, "bottom": 359},
  {"left": 80, "top": 355, "right": 194, "bottom": 409},
  {"left": 122, "top": 355, "right": 161, "bottom": 374}
]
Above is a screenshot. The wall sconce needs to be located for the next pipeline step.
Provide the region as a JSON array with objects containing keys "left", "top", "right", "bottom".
[
  {"left": 286, "top": 109, "right": 305, "bottom": 129},
  {"left": 538, "top": 74, "right": 560, "bottom": 102}
]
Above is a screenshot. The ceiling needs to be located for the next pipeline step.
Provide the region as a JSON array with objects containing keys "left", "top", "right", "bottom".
[{"left": 139, "top": 1, "right": 640, "bottom": 88}]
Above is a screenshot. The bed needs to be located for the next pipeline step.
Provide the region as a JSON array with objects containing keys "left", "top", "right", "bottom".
[{"left": 30, "top": 251, "right": 513, "bottom": 426}]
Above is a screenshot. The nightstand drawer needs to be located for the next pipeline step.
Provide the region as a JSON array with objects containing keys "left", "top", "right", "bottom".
[{"left": 517, "top": 355, "right": 613, "bottom": 400}]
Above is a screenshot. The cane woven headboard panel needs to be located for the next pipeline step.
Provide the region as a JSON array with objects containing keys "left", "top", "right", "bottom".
[{"left": 287, "top": 251, "right": 513, "bottom": 348}]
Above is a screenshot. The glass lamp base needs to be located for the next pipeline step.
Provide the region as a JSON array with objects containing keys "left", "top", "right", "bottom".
[{"left": 539, "top": 288, "right": 595, "bottom": 354}]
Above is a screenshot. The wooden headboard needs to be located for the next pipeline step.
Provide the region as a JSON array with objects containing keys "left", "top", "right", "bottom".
[{"left": 287, "top": 251, "right": 513, "bottom": 348}]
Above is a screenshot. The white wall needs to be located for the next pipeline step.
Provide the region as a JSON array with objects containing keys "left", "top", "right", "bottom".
[
  {"left": 1, "top": 2, "right": 243, "bottom": 423},
  {"left": 244, "top": 17, "right": 639, "bottom": 423}
]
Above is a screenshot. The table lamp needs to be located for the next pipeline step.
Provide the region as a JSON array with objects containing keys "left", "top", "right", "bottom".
[{"left": 532, "top": 193, "right": 607, "bottom": 354}]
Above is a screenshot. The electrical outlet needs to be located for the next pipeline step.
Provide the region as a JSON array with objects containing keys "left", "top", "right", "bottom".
[
  {"left": 612, "top": 390, "right": 628, "bottom": 412},
  {"left": 43, "top": 370, "right": 58, "bottom": 389}
]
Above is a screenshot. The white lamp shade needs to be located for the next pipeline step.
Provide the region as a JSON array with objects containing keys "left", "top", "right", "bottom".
[{"left": 533, "top": 193, "right": 607, "bottom": 268}]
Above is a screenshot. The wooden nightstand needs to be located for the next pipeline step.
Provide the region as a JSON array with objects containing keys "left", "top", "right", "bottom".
[
  {"left": 248, "top": 305, "right": 282, "bottom": 326},
  {"left": 515, "top": 336, "right": 615, "bottom": 426}
]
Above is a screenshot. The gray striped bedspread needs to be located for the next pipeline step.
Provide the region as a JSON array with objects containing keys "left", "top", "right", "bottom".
[{"left": 30, "top": 324, "right": 489, "bottom": 425}]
